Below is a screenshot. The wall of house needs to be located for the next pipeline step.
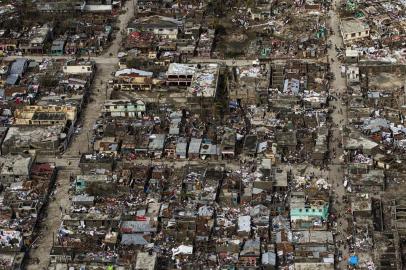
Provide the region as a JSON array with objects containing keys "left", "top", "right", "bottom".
[
  {"left": 153, "top": 28, "right": 178, "bottom": 40},
  {"left": 14, "top": 106, "right": 77, "bottom": 123},
  {"left": 342, "top": 29, "right": 369, "bottom": 43},
  {"left": 79, "top": 161, "right": 114, "bottom": 173},
  {"left": 63, "top": 65, "right": 93, "bottom": 74}
]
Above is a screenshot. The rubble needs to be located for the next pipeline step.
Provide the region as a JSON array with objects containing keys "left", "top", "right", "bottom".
[{"left": 2, "top": 0, "right": 406, "bottom": 269}]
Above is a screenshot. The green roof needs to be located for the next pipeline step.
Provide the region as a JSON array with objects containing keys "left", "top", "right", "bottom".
[{"left": 291, "top": 203, "right": 329, "bottom": 220}]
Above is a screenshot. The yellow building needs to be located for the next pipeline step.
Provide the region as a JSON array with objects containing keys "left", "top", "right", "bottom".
[
  {"left": 14, "top": 105, "right": 77, "bottom": 126},
  {"left": 113, "top": 68, "right": 161, "bottom": 91}
]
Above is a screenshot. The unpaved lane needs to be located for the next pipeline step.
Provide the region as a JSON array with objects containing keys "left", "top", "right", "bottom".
[
  {"left": 25, "top": 1, "right": 136, "bottom": 268},
  {"left": 327, "top": 1, "right": 351, "bottom": 268}
]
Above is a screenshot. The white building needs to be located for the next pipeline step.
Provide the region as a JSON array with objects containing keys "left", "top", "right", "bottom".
[
  {"left": 63, "top": 60, "right": 95, "bottom": 75},
  {"left": 346, "top": 65, "right": 360, "bottom": 84},
  {"left": 127, "top": 16, "right": 182, "bottom": 40}
]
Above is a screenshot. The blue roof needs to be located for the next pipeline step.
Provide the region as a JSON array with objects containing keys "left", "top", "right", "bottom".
[
  {"left": 6, "top": 74, "right": 19, "bottom": 85},
  {"left": 10, "top": 58, "right": 27, "bottom": 75}
]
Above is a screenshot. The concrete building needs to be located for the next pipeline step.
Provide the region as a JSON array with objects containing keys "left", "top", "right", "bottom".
[
  {"left": 74, "top": 174, "right": 110, "bottom": 193},
  {"left": 19, "top": 24, "right": 52, "bottom": 54},
  {"left": 79, "top": 153, "right": 115, "bottom": 173},
  {"left": 166, "top": 63, "right": 196, "bottom": 87},
  {"left": 135, "top": 252, "right": 157, "bottom": 270},
  {"left": 63, "top": 59, "right": 95, "bottom": 75},
  {"left": 0, "top": 154, "right": 34, "bottom": 184},
  {"left": 290, "top": 192, "right": 329, "bottom": 230},
  {"left": 340, "top": 19, "right": 370, "bottom": 44},
  {"left": 14, "top": 105, "right": 77, "bottom": 126},
  {"left": 127, "top": 15, "right": 181, "bottom": 40},
  {"left": 220, "top": 129, "right": 236, "bottom": 158},
  {"left": 2, "top": 125, "right": 68, "bottom": 155},
  {"left": 113, "top": 68, "right": 157, "bottom": 91},
  {"left": 102, "top": 99, "right": 146, "bottom": 118},
  {"left": 51, "top": 39, "right": 66, "bottom": 56}
]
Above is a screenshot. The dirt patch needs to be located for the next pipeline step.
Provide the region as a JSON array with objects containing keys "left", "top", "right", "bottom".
[{"left": 369, "top": 73, "right": 404, "bottom": 90}]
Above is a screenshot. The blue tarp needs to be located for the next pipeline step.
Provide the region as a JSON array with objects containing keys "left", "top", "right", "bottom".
[
  {"left": 348, "top": 255, "right": 359, "bottom": 266},
  {"left": 229, "top": 101, "right": 238, "bottom": 108}
]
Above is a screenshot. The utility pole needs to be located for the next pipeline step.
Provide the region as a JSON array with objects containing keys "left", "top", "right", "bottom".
[
  {"left": 86, "top": 131, "right": 90, "bottom": 152},
  {"left": 403, "top": 78, "right": 406, "bottom": 106}
]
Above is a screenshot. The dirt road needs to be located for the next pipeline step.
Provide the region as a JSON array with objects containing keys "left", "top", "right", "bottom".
[
  {"left": 25, "top": 1, "right": 136, "bottom": 268},
  {"left": 104, "top": 0, "right": 136, "bottom": 57},
  {"left": 327, "top": 1, "right": 351, "bottom": 269}
]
